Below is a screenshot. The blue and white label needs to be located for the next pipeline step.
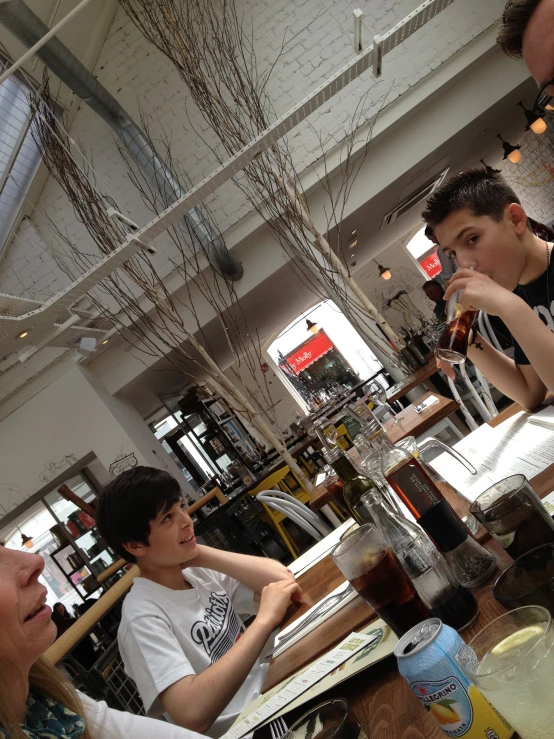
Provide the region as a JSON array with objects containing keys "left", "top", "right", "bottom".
[{"left": 411, "top": 676, "right": 473, "bottom": 737}]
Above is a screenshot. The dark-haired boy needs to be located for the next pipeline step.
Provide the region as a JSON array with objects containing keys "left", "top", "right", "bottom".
[
  {"left": 422, "top": 168, "right": 553, "bottom": 409},
  {"left": 97, "top": 467, "right": 301, "bottom": 737}
]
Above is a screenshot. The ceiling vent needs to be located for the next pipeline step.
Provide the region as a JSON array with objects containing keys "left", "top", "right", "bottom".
[{"left": 381, "top": 168, "right": 450, "bottom": 229}]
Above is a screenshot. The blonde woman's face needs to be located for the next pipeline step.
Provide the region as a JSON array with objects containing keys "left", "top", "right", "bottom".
[{"left": 0, "top": 546, "right": 56, "bottom": 671}]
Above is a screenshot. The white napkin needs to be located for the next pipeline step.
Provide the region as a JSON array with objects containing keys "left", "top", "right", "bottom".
[
  {"left": 271, "top": 581, "right": 358, "bottom": 658},
  {"left": 288, "top": 519, "right": 356, "bottom": 577}
]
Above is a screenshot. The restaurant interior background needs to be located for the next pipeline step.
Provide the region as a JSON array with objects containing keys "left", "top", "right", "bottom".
[{"left": 2, "top": 0, "right": 554, "bottom": 613}]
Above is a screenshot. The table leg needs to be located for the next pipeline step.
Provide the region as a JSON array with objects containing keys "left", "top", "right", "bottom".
[
  {"left": 446, "top": 417, "right": 465, "bottom": 440},
  {"left": 319, "top": 504, "right": 342, "bottom": 529}
]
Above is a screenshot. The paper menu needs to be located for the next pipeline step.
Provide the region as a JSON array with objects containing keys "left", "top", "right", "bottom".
[
  {"left": 229, "top": 621, "right": 395, "bottom": 734},
  {"left": 222, "top": 631, "right": 379, "bottom": 739},
  {"left": 430, "top": 412, "right": 554, "bottom": 502}
]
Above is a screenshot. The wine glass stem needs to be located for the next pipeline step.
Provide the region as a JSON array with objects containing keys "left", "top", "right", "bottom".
[{"left": 386, "top": 402, "right": 400, "bottom": 424}]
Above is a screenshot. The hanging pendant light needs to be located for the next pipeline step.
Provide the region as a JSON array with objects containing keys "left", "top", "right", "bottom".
[
  {"left": 497, "top": 134, "right": 522, "bottom": 164},
  {"left": 306, "top": 318, "right": 319, "bottom": 335},
  {"left": 21, "top": 532, "right": 33, "bottom": 549},
  {"left": 479, "top": 159, "right": 501, "bottom": 176},
  {"left": 377, "top": 263, "right": 392, "bottom": 280},
  {"left": 518, "top": 102, "right": 547, "bottom": 135}
]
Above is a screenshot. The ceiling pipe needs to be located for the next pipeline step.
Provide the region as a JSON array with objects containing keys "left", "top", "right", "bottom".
[{"left": 0, "top": 0, "right": 243, "bottom": 281}]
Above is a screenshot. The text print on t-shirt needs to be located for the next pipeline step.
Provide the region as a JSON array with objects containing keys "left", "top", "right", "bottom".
[{"left": 191, "top": 591, "right": 243, "bottom": 663}]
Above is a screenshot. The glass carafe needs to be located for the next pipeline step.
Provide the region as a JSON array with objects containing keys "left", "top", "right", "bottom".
[{"left": 396, "top": 435, "right": 480, "bottom": 535}]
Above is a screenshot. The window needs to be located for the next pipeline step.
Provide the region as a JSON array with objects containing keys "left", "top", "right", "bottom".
[
  {"left": 0, "top": 58, "right": 42, "bottom": 252},
  {"left": 405, "top": 227, "right": 442, "bottom": 279}
]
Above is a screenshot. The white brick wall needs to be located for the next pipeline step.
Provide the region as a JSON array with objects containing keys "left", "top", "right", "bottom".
[
  {"left": 499, "top": 124, "right": 554, "bottom": 226},
  {"left": 355, "top": 229, "right": 434, "bottom": 332},
  {"left": 0, "top": 0, "right": 505, "bottom": 309}
]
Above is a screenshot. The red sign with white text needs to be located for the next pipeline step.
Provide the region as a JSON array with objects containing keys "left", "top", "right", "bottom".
[
  {"left": 286, "top": 332, "right": 334, "bottom": 374},
  {"left": 420, "top": 250, "right": 442, "bottom": 278}
]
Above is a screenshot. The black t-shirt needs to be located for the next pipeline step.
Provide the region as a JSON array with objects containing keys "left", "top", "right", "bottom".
[{"left": 512, "top": 257, "right": 554, "bottom": 365}]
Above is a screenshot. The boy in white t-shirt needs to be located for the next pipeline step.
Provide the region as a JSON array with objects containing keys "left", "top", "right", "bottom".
[{"left": 97, "top": 467, "right": 302, "bottom": 738}]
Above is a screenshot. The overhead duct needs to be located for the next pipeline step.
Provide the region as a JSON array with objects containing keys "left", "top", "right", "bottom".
[{"left": 0, "top": 0, "right": 243, "bottom": 280}]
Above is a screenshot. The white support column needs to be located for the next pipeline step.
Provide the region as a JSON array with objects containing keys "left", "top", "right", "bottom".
[{"left": 78, "top": 366, "right": 195, "bottom": 495}]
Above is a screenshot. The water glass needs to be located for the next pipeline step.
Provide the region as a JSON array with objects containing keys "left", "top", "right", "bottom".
[
  {"left": 494, "top": 543, "right": 554, "bottom": 614},
  {"left": 470, "top": 474, "right": 554, "bottom": 560},
  {"left": 282, "top": 698, "right": 363, "bottom": 739},
  {"left": 458, "top": 605, "right": 554, "bottom": 739}
]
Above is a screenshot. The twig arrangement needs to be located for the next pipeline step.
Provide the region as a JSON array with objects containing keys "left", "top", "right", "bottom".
[
  {"left": 121, "top": 0, "right": 406, "bottom": 369},
  {"left": 30, "top": 77, "right": 314, "bottom": 491}
]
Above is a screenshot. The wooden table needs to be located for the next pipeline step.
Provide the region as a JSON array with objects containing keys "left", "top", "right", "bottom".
[
  {"left": 384, "top": 391, "right": 458, "bottom": 445},
  {"left": 266, "top": 400, "right": 554, "bottom": 736},
  {"left": 263, "top": 541, "right": 514, "bottom": 739},
  {"left": 386, "top": 360, "right": 439, "bottom": 404}
]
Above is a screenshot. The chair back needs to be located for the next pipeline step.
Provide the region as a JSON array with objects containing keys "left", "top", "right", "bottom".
[
  {"left": 256, "top": 490, "right": 332, "bottom": 537},
  {"left": 256, "top": 492, "right": 323, "bottom": 541},
  {"left": 250, "top": 466, "right": 310, "bottom": 504},
  {"left": 186, "top": 486, "right": 228, "bottom": 516}
]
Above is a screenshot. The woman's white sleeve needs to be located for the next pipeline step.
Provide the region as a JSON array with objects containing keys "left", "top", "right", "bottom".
[{"left": 78, "top": 692, "right": 207, "bottom": 739}]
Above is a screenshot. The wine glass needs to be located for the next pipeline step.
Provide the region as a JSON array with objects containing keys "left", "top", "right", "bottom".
[{"left": 368, "top": 380, "right": 401, "bottom": 425}]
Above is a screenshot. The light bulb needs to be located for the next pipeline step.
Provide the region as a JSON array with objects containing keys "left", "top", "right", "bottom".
[
  {"left": 381, "top": 269, "right": 392, "bottom": 280},
  {"left": 507, "top": 149, "right": 522, "bottom": 164},
  {"left": 531, "top": 117, "right": 547, "bottom": 134}
]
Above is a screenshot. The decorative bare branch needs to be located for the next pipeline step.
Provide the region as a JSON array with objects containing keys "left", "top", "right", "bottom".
[
  {"left": 120, "top": 0, "right": 407, "bottom": 370},
  {"left": 30, "top": 76, "right": 314, "bottom": 491}
]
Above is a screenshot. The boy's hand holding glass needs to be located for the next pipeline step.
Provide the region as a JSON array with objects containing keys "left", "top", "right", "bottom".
[{"left": 444, "top": 268, "right": 514, "bottom": 318}]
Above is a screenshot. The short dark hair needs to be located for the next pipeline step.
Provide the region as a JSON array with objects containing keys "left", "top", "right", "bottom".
[
  {"left": 96, "top": 466, "right": 182, "bottom": 562},
  {"left": 423, "top": 279, "right": 443, "bottom": 291},
  {"left": 497, "top": 0, "right": 542, "bottom": 58},
  {"left": 421, "top": 169, "right": 522, "bottom": 228}
]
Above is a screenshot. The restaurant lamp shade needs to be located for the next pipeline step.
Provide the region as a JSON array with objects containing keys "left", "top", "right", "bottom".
[
  {"left": 518, "top": 102, "right": 548, "bottom": 135},
  {"left": 378, "top": 263, "right": 392, "bottom": 280},
  {"left": 306, "top": 318, "right": 319, "bottom": 335},
  {"left": 531, "top": 117, "right": 547, "bottom": 135},
  {"left": 21, "top": 532, "right": 33, "bottom": 549},
  {"left": 498, "top": 134, "right": 521, "bottom": 164}
]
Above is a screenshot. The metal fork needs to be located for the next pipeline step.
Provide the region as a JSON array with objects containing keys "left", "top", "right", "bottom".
[{"left": 269, "top": 716, "right": 289, "bottom": 739}]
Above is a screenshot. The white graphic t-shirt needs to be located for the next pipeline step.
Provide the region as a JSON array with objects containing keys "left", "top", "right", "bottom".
[{"left": 118, "top": 568, "right": 265, "bottom": 737}]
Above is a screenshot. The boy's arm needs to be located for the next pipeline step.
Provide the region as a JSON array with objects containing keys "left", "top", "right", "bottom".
[
  {"left": 466, "top": 335, "right": 547, "bottom": 410},
  {"left": 189, "top": 544, "right": 295, "bottom": 594},
  {"left": 443, "top": 270, "right": 549, "bottom": 409},
  {"left": 160, "top": 579, "right": 301, "bottom": 733}
]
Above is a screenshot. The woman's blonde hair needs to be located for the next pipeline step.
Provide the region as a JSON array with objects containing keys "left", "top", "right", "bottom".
[{"left": 0, "top": 657, "right": 92, "bottom": 739}]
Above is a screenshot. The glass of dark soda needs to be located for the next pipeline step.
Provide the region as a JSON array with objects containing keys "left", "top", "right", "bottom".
[
  {"left": 331, "top": 523, "right": 430, "bottom": 637},
  {"left": 435, "top": 289, "right": 477, "bottom": 364},
  {"left": 470, "top": 474, "right": 554, "bottom": 560}
]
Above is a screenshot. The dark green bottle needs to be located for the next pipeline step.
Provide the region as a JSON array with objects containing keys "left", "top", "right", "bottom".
[{"left": 326, "top": 446, "right": 379, "bottom": 525}]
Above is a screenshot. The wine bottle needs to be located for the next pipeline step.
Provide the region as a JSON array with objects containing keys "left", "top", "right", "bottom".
[{"left": 312, "top": 421, "right": 379, "bottom": 525}]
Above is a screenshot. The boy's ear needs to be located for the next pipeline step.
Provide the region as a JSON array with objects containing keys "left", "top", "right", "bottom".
[
  {"left": 123, "top": 541, "right": 148, "bottom": 559},
  {"left": 506, "top": 203, "right": 528, "bottom": 236}
]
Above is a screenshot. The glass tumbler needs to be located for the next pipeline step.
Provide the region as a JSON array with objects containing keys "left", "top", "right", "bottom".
[{"left": 458, "top": 605, "right": 554, "bottom": 739}]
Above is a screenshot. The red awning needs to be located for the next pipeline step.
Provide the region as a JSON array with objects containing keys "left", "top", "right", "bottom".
[
  {"left": 286, "top": 332, "right": 334, "bottom": 374},
  {"left": 420, "top": 250, "right": 442, "bottom": 278}
]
